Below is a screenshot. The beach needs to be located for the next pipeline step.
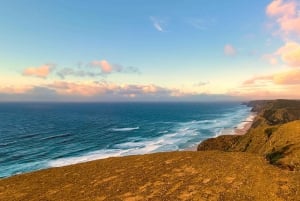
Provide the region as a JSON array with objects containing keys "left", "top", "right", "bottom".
[{"left": 185, "top": 112, "right": 256, "bottom": 151}]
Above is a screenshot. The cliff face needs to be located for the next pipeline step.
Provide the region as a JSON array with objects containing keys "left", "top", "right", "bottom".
[{"left": 198, "top": 100, "right": 300, "bottom": 171}]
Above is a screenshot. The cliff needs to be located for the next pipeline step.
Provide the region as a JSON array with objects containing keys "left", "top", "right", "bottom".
[{"left": 198, "top": 99, "right": 300, "bottom": 171}]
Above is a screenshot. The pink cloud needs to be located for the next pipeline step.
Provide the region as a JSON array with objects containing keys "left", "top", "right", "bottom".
[
  {"left": 243, "top": 69, "right": 300, "bottom": 86},
  {"left": 278, "top": 16, "right": 300, "bottom": 36},
  {"left": 266, "top": 0, "right": 300, "bottom": 37},
  {"left": 266, "top": 0, "right": 296, "bottom": 17},
  {"left": 47, "top": 81, "right": 115, "bottom": 96},
  {"left": 233, "top": 68, "right": 300, "bottom": 99},
  {"left": 46, "top": 81, "right": 176, "bottom": 97},
  {"left": 0, "top": 85, "right": 32, "bottom": 94},
  {"left": 224, "top": 44, "right": 236, "bottom": 56},
  {"left": 23, "top": 64, "right": 55, "bottom": 78},
  {"left": 276, "top": 41, "right": 300, "bottom": 67},
  {"left": 91, "top": 60, "right": 113, "bottom": 74},
  {"left": 273, "top": 69, "right": 300, "bottom": 84}
]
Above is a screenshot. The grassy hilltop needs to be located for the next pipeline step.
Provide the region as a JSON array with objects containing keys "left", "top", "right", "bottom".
[{"left": 1, "top": 100, "right": 300, "bottom": 201}]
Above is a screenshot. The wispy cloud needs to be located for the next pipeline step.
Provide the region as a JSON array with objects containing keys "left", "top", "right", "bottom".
[
  {"left": 150, "top": 16, "right": 167, "bottom": 32},
  {"left": 22, "top": 64, "right": 55, "bottom": 79},
  {"left": 243, "top": 69, "right": 300, "bottom": 86},
  {"left": 54, "top": 60, "right": 139, "bottom": 79},
  {"left": 224, "top": 44, "right": 237, "bottom": 56},
  {"left": 228, "top": 69, "right": 300, "bottom": 99},
  {"left": 90, "top": 60, "right": 140, "bottom": 75},
  {"left": 56, "top": 68, "right": 102, "bottom": 79},
  {"left": 194, "top": 81, "right": 209, "bottom": 87},
  {"left": 186, "top": 18, "right": 215, "bottom": 30}
]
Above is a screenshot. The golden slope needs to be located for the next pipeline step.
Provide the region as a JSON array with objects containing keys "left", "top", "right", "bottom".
[{"left": 0, "top": 151, "right": 299, "bottom": 201}]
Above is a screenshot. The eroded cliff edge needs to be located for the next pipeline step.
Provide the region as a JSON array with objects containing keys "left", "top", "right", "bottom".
[{"left": 198, "top": 99, "right": 300, "bottom": 171}]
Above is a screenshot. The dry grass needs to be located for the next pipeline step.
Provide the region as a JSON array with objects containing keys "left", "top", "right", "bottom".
[{"left": 1, "top": 151, "right": 300, "bottom": 201}]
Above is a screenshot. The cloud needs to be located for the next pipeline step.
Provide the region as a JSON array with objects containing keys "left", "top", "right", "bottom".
[
  {"left": 243, "top": 69, "right": 300, "bottom": 85},
  {"left": 56, "top": 60, "right": 140, "bottom": 79},
  {"left": 56, "top": 68, "right": 101, "bottom": 79},
  {"left": 187, "top": 18, "right": 215, "bottom": 30},
  {"left": 0, "top": 81, "right": 239, "bottom": 102},
  {"left": 194, "top": 81, "right": 209, "bottom": 87},
  {"left": 150, "top": 16, "right": 166, "bottom": 32},
  {"left": 276, "top": 41, "right": 300, "bottom": 67},
  {"left": 266, "top": 0, "right": 296, "bottom": 17},
  {"left": 23, "top": 64, "right": 55, "bottom": 78},
  {"left": 91, "top": 60, "right": 113, "bottom": 74},
  {"left": 0, "top": 85, "right": 32, "bottom": 94},
  {"left": 224, "top": 44, "right": 237, "bottom": 56},
  {"left": 47, "top": 81, "right": 111, "bottom": 96},
  {"left": 266, "top": 0, "right": 300, "bottom": 37},
  {"left": 45, "top": 81, "right": 173, "bottom": 97},
  {"left": 90, "top": 60, "right": 140, "bottom": 75},
  {"left": 231, "top": 68, "right": 300, "bottom": 99}
]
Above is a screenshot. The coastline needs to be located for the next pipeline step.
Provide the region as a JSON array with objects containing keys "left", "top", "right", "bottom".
[
  {"left": 1, "top": 100, "right": 300, "bottom": 200},
  {"left": 185, "top": 112, "right": 256, "bottom": 151}
]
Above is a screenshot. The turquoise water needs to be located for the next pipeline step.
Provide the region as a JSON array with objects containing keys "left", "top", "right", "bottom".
[{"left": 0, "top": 102, "right": 251, "bottom": 178}]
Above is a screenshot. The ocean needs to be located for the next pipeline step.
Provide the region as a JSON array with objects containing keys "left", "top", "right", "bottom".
[{"left": 0, "top": 102, "right": 252, "bottom": 178}]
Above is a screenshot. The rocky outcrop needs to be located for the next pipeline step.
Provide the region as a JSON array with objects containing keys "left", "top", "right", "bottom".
[{"left": 198, "top": 99, "right": 300, "bottom": 171}]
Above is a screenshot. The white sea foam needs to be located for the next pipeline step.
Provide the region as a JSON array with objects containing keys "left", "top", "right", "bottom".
[
  {"left": 235, "top": 112, "right": 256, "bottom": 130},
  {"left": 158, "top": 130, "right": 168, "bottom": 134},
  {"left": 48, "top": 149, "right": 128, "bottom": 167},
  {"left": 40, "top": 133, "right": 71, "bottom": 141},
  {"left": 48, "top": 130, "right": 192, "bottom": 167},
  {"left": 111, "top": 127, "right": 140, "bottom": 131}
]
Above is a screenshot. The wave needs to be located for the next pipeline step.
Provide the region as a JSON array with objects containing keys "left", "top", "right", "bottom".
[
  {"left": 18, "top": 133, "right": 40, "bottom": 139},
  {"left": 48, "top": 149, "right": 128, "bottom": 167},
  {"left": 111, "top": 127, "right": 139, "bottom": 132},
  {"left": 0, "top": 141, "right": 17, "bottom": 147},
  {"left": 40, "top": 133, "right": 71, "bottom": 141}
]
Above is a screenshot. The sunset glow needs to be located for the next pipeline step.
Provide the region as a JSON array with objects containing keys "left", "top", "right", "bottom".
[{"left": 1, "top": 0, "right": 300, "bottom": 101}]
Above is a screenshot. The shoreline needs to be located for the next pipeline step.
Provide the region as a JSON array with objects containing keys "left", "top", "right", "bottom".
[{"left": 185, "top": 112, "right": 257, "bottom": 151}]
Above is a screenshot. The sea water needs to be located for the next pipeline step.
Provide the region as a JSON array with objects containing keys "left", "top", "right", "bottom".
[{"left": 0, "top": 102, "right": 252, "bottom": 178}]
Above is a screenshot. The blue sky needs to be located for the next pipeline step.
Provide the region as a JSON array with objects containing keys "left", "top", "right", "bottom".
[{"left": 1, "top": 0, "right": 300, "bottom": 101}]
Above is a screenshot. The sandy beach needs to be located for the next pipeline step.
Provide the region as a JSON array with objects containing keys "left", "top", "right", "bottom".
[{"left": 185, "top": 112, "right": 257, "bottom": 151}]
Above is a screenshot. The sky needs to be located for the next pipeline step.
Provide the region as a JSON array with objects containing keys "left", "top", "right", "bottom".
[{"left": 1, "top": 0, "right": 300, "bottom": 101}]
